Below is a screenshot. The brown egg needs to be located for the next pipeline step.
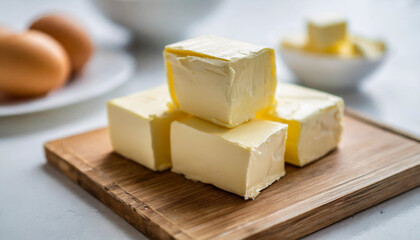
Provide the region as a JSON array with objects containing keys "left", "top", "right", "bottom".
[
  {"left": 0, "top": 30, "right": 70, "bottom": 98},
  {"left": 29, "top": 14, "right": 93, "bottom": 74},
  {"left": 0, "top": 26, "right": 12, "bottom": 38}
]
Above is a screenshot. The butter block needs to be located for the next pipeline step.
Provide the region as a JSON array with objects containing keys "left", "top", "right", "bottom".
[
  {"left": 171, "top": 117, "right": 287, "bottom": 200},
  {"left": 107, "top": 85, "right": 185, "bottom": 171},
  {"left": 351, "top": 36, "right": 386, "bottom": 58},
  {"left": 282, "top": 34, "right": 359, "bottom": 58},
  {"left": 320, "top": 40, "right": 361, "bottom": 58},
  {"left": 164, "top": 35, "right": 277, "bottom": 128},
  {"left": 257, "top": 83, "right": 344, "bottom": 167},
  {"left": 307, "top": 14, "right": 347, "bottom": 50}
]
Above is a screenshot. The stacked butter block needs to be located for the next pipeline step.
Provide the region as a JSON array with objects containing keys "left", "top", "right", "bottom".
[
  {"left": 165, "top": 36, "right": 287, "bottom": 199},
  {"left": 164, "top": 35, "right": 277, "bottom": 128},
  {"left": 257, "top": 83, "right": 344, "bottom": 167},
  {"left": 282, "top": 13, "right": 385, "bottom": 58},
  {"left": 307, "top": 14, "right": 348, "bottom": 53},
  {"left": 107, "top": 35, "right": 344, "bottom": 199},
  {"left": 107, "top": 85, "right": 186, "bottom": 171},
  {"left": 171, "top": 118, "right": 287, "bottom": 200}
]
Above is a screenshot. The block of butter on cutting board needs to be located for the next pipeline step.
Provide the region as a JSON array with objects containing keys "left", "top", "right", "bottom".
[
  {"left": 164, "top": 35, "right": 277, "bottom": 128},
  {"left": 105, "top": 35, "right": 346, "bottom": 200},
  {"left": 171, "top": 117, "right": 287, "bottom": 200},
  {"left": 107, "top": 85, "right": 186, "bottom": 171},
  {"left": 258, "top": 83, "right": 344, "bottom": 167}
]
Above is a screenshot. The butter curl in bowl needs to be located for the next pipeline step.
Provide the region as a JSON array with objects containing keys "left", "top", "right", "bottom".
[{"left": 280, "top": 14, "right": 387, "bottom": 91}]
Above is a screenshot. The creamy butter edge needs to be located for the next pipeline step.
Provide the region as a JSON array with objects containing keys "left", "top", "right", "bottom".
[
  {"left": 257, "top": 83, "right": 344, "bottom": 167},
  {"left": 171, "top": 117, "right": 287, "bottom": 200},
  {"left": 164, "top": 35, "right": 277, "bottom": 128},
  {"left": 107, "top": 85, "right": 186, "bottom": 171}
]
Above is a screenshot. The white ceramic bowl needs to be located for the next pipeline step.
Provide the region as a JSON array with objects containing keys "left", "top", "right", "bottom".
[
  {"left": 280, "top": 48, "right": 386, "bottom": 90},
  {"left": 91, "top": 0, "right": 222, "bottom": 43}
]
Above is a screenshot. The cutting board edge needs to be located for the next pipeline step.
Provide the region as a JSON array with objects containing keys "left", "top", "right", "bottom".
[
  {"left": 44, "top": 141, "right": 194, "bottom": 240},
  {"left": 244, "top": 161, "right": 420, "bottom": 239}
]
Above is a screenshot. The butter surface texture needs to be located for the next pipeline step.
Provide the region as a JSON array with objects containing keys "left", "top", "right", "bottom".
[
  {"left": 107, "top": 85, "right": 185, "bottom": 171},
  {"left": 171, "top": 117, "right": 287, "bottom": 199},
  {"left": 258, "top": 83, "right": 344, "bottom": 167},
  {"left": 164, "top": 35, "right": 277, "bottom": 128}
]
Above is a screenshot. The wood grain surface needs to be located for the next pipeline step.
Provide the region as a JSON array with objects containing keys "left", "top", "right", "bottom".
[{"left": 44, "top": 115, "right": 420, "bottom": 240}]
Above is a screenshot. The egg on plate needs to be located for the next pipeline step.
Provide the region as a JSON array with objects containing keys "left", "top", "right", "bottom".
[
  {"left": 29, "top": 14, "right": 93, "bottom": 74},
  {"left": 0, "top": 30, "right": 70, "bottom": 98}
]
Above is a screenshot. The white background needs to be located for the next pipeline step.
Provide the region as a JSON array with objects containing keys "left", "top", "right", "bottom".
[{"left": 0, "top": 0, "right": 419, "bottom": 239}]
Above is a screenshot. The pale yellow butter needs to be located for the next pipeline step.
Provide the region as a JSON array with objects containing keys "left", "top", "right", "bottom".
[
  {"left": 307, "top": 14, "right": 347, "bottom": 50},
  {"left": 258, "top": 83, "right": 344, "bottom": 167},
  {"left": 351, "top": 36, "right": 386, "bottom": 58},
  {"left": 164, "top": 35, "right": 277, "bottom": 128},
  {"left": 281, "top": 31, "right": 360, "bottom": 58},
  {"left": 171, "top": 117, "right": 287, "bottom": 199},
  {"left": 107, "top": 85, "right": 186, "bottom": 171}
]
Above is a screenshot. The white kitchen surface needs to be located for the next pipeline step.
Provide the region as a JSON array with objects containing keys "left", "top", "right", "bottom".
[{"left": 0, "top": 0, "right": 419, "bottom": 239}]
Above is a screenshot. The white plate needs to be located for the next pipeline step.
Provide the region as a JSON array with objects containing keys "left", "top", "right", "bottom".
[{"left": 0, "top": 49, "right": 135, "bottom": 117}]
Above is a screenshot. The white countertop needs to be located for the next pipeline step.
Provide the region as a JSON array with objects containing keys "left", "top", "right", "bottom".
[{"left": 0, "top": 0, "right": 419, "bottom": 239}]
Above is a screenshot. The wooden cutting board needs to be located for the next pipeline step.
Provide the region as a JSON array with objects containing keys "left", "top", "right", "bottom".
[{"left": 44, "top": 110, "right": 420, "bottom": 240}]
